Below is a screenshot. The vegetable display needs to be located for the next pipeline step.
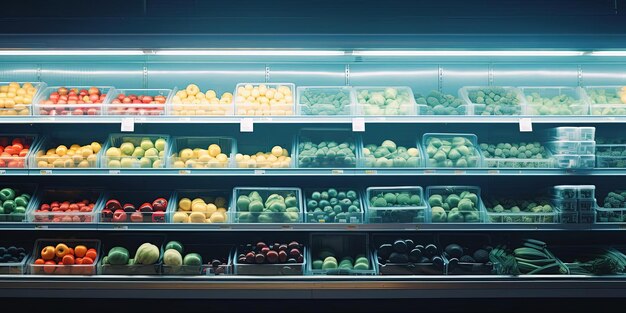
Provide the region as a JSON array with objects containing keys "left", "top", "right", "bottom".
[
  {"left": 415, "top": 90, "right": 465, "bottom": 115},
  {"left": 235, "top": 190, "right": 300, "bottom": 223},
  {"left": 368, "top": 189, "right": 425, "bottom": 223},
  {"left": 484, "top": 197, "right": 556, "bottom": 223},
  {"left": 362, "top": 140, "right": 421, "bottom": 168},
  {"left": 480, "top": 142, "right": 552, "bottom": 168},
  {"left": 356, "top": 87, "right": 413, "bottom": 115},
  {"left": 305, "top": 188, "right": 362, "bottom": 223},
  {"left": 490, "top": 239, "right": 568, "bottom": 275},
  {"left": 524, "top": 91, "right": 584, "bottom": 115},
  {"left": 428, "top": 188, "right": 481, "bottom": 223},
  {"left": 0, "top": 187, "right": 31, "bottom": 221},
  {"left": 297, "top": 139, "right": 356, "bottom": 168},
  {"left": 425, "top": 135, "right": 479, "bottom": 168},
  {"left": 299, "top": 88, "right": 351, "bottom": 115},
  {"left": 586, "top": 87, "right": 626, "bottom": 115},
  {"left": 467, "top": 87, "right": 521, "bottom": 115}
]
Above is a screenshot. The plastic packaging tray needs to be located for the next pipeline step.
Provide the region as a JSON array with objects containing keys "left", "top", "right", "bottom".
[
  {"left": 486, "top": 207, "right": 560, "bottom": 223},
  {"left": 353, "top": 86, "right": 416, "bottom": 116},
  {"left": 0, "top": 82, "right": 45, "bottom": 116},
  {"left": 303, "top": 188, "right": 364, "bottom": 223},
  {"left": 105, "top": 88, "right": 172, "bottom": 116},
  {"left": 425, "top": 185, "right": 484, "bottom": 223},
  {"left": 296, "top": 86, "right": 354, "bottom": 116},
  {"left": 365, "top": 186, "right": 428, "bottom": 223},
  {"left": 579, "top": 199, "right": 596, "bottom": 211},
  {"left": 232, "top": 187, "right": 303, "bottom": 223},
  {"left": 553, "top": 185, "right": 580, "bottom": 200},
  {"left": 168, "top": 136, "right": 236, "bottom": 169},
  {"left": 234, "top": 83, "right": 296, "bottom": 116},
  {"left": 162, "top": 243, "right": 233, "bottom": 276},
  {"left": 372, "top": 234, "right": 442, "bottom": 275},
  {"left": 98, "top": 235, "right": 164, "bottom": 275},
  {"left": 33, "top": 85, "right": 113, "bottom": 116},
  {"left": 548, "top": 141, "right": 596, "bottom": 155},
  {"left": 308, "top": 233, "right": 376, "bottom": 275},
  {"left": 553, "top": 154, "right": 595, "bottom": 169},
  {"left": 422, "top": 133, "right": 481, "bottom": 168},
  {"left": 359, "top": 134, "right": 423, "bottom": 168},
  {"left": 482, "top": 151, "right": 556, "bottom": 168},
  {"left": 29, "top": 135, "right": 104, "bottom": 169},
  {"left": 296, "top": 128, "right": 359, "bottom": 168},
  {"left": 577, "top": 185, "right": 596, "bottom": 199},
  {"left": 0, "top": 134, "right": 38, "bottom": 169},
  {"left": 553, "top": 198, "right": 578, "bottom": 212},
  {"left": 596, "top": 144, "right": 626, "bottom": 168},
  {"left": 549, "top": 127, "right": 595, "bottom": 141},
  {"left": 27, "top": 188, "right": 104, "bottom": 223},
  {"left": 169, "top": 86, "right": 233, "bottom": 116},
  {"left": 439, "top": 234, "right": 495, "bottom": 275},
  {"left": 561, "top": 211, "right": 579, "bottom": 224},
  {"left": 29, "top": 239, "right": 100, "bottom": 275},
  {"left": 414, "top": 90, "right": 468, "bottom": 115},
  {"left": 100, "top": 133, "right": 169, "bottom": 168},
  {"left": 234, "top": 134, "right": 294, "bottom": 169},
  {"left": 0, "top": 242, "right": 30, "bottom": 275},
  {"left": 167, "top": 189, "right": 231, "bottom": 224},
  {"left": 98, "top": 190, "right": 174, "bottom": 224},
  {"left": 583, "top": 86, "right": 626, "bottom": 116},
  {"left": 459, "top": 86, "right": 524, "bottom": 116},
  {"left": 595, "top": 206, "right": 626, "bottom": 224},
  {"left": 519, "top": 86, "right": 588, "bottom": 115},
  {"left": 0, "top": 183, "right": 37, "bottom": 222},
  {"left": 234, "top": 246, "right": 305, "bottom": 276}
]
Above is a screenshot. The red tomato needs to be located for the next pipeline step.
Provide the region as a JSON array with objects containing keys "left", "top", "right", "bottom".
[
  {"left": 58, "top": 87, "right": 68, "bottom": 95},
  {"left": 88, "top": 87, "right": 100, "bottom": 95},
  {"left": 89, "top": 94, "right": 99, "bottom": 102},
  {"left": 142, "top": 96, "right": 153, "bottom": 103},
  {"left": 79, "top": 89, "right": 88, "bottom": 97}
]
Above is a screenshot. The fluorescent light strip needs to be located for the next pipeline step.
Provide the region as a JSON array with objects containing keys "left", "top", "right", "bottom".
[
  {"left": 352, "top": 50, "right": 585, "bottom": 57},
  {"left": 155, "top": 50, "right": 346, "bottom": 56},
  {"left": 0, "top": 50, "right": 144, "bottom": 56},
  {"left": 590, "top": 51, "right": 626, "bottom": 56}
]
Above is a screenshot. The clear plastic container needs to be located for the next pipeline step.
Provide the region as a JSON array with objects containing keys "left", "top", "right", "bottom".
[
  {"left": 520, "top": 87, "right": 588, "bottom": 115},
  {"left": 359, "top": 135, "right": 423, "bottom": 168},
  {"left": 29, "top": 239, "right": 100, "bottom": 275},
  {"left": 553, "top": 185, "right": 579, "bottom": 200},
  {"left": 425, "top": 186, "right": 484, "bottom": 223},
  {"left": 34, "top": 86, "right": 113, "bottom": 116},
  {"left": 353, "top": 86, "right": 416, "bottom": 116},
  {"left": 234, "top": 83, "right": 296, "bottom": 116},
  {"left": 308, "top": 233, "right": 376, "bottom": 275},
  {"left": 98, "top": 236, "right": 163, "bottom": 275},
  {"left": 579, "top": 212, "right": 594, "bottom": 224},
  {"left": 105, "top": 88, "right": 172, "bottom": 116},
  {"left": 577, "top": 185, "right": 596, "bottom": 199},
  {"left": 0, "top": 183, "right": 37, "bottom": 222},
  {"left": 296, "top": 128, "right": 359, "bottom": 168},
  {"left": 579, "top": 127, "right": 596, "bottom": 141},
  {"left": 168, "top": 136, "right": 235, "bottom": 169},
  {"left": 485, "top": 197, "right": 559, "bottom": 223},
  {"left": 459, "top": 86, "right": 524, "bottom": 116},
  {"left": 561, "top": 211, "right": 578, "bottom": 224},
  {"left": 169, "top": 86, "right": 233, "bottom": 116},
  {"left": 234, "top": 135, "right": 294, "bottom": 169},
  {"left": 101, "top": 134, "right": 169, "bottom": 169},
  {"left": 549, "top": 127, "right": 595, "bottom": 141},
  {"left": 583, "top": 86, "right": 626, "bottom": 116},
  {"left": 0, "top": 82, "right": 45, "bottom": 116},
  {"left": 0, "top": 242, "right": 29, "bottom": 275},
  {"left": 296, "top": 86, "right": 353, "bottom": 116},
  {"left": 439, "top": 234, "right": 495, "bottom": 275},
  {"left": 162, "top": 244, "right": 232, "bottom": 275},
  {"left": 487, "top": 210, "right": 559, "bottom": 223},
  {"left": 0, "top": 134, "right": 38, "bottom": 169},
  {"left": 547, "top": 141, "right": 595, "bottom": 155},
  {"left": 234, "top": 245, "right": 305, "bottom": 276},
  {"left": 414, "top": 90, "right": 468, "bottom": 115},
  {"left": 98, "top": 190, "right": 173, "bottom": 224},
  {"left": 372, "top": 234, "right": 442, "bottom": 275},
  {"left": 365, "top": 186, "right": 428, "bottom": 223},
  {"left": 30, "top": 135, "right": 104, "bottom": 169},
  {"left": 553, "top": 198, "right": 578, "bottom": 212},
  {"left": 579, "top": 155, "right": 596, "bottom": 168},
  {"left": 579, "top": 199, "right": 596, "bottom": 212},
  {"left": 422, "top": 133, "right": 480, "bottom": 168},
  {"left": 167, "top": 189, "right": 231, "bottom": 224},
  {"left": 596, "top": 144, "right": 626, "bottom": 168},
  {"left": 482, "top": 152, "right": 556, "bottom": 168},
  {"left": 232, "top": 187, "right": 302, "bottom": 223},
  {"left": 27, "top": 188, "right": 104, "bottom": 223},
  {"left": 304, "top": 188, "right": 364, "bottom": 224},
  {"left": 595, "top": 207, "right": 626, "bottom": 224}
]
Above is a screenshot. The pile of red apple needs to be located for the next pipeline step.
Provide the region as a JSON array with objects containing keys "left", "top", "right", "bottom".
[
  {"left": 238, "top": 241, "right": 304, "bottom": 264},
  {"left": 0, "top": 137, "right": 30, "bottom": 168},
  {"left": 108, "top": 93, "right": 166, "bottom": 115},
  {"left": 39, "top": 87, "right": 106, "bottom": 116},
  {"left": 101, "top": 197, "right": 167, "bottom": 223},
  {"left": 32, "top": 200, "right": 96, "bottom": 223}
]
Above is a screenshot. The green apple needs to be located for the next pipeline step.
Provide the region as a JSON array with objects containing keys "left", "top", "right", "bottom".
[
  {"left": 139, "top": 157, "right": 152, "bottom": 168},
  {"left": 152, "top": 159, "right": 163, "bottom": 168},
  {"left": 105, "top": 147, "right": 122, "bottom": 161},
  {"left": 140, "top": 139, "right": 154, "bottom": 151},
  {"left": 120, "top": 142, "right": 135, "bottom": 156},
  {"left": 132, "top": 147, "right": 145, "bottom": 158},
  {"left": 155, "top": 138, "right": 167, "bottom": 152},
  {"left": 145, "top": 148, "right": 159, "bottom": 159},
  {"left": 120, "top": 157, "right": 136, "bottom": 168},
  {"left": 108, "top": 160, "right": 121, "bottom": 168},
  {"left": 180, "top": 148, "right": 193, "bottom": 161}
]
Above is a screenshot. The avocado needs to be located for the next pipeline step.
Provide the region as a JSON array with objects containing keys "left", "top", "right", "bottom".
[
  {"left": 393, "top": 239, "right": 408, "bottom": 253},
  {"left": 388, "top": 252, "right": 409, "bottom": 264},
  {"left": 378, "top": 244, "right": 393, "bottom": 260},
  {"left": 444, "top": 244, "right": 463, "bottom": 259},
  {"left": 409, "top": 248, "right": 422, "bottom": 262},
  {"left": 425, "top": 244, "right": 438, "bottom": 257},
  {"left": 473, "top": 249, "right": 489, "bottom": 263}
]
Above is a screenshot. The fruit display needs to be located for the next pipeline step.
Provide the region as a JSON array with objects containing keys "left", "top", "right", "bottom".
[
  {"left": 108, "top": 89, "right": 168, "bottom": 115},
  {"left": 490, "top": 239, "right": 568, "bottom": 275},
  {"left": 0, "top": 136, "right": 33, "bottom": 168},
  {"left": 38, "top": 86, "right": 108, "bottom": 116},
  {"left": 427, "top": 186, "right": 481, "bottom": 223},
  {"left": 0, "top": 245, "right": 27, "bottom": 264},
  {"left": 34, "top": 140, "right": 101, "bottom": 168},
  {"left": 361, "top": 139, "right": 421, "bottom": 168},
  {"left": 367, "top": 187, "right": 426, "bottom": 223},
  {"left": 464, "top": 86, "right": 522, "bottom": 115},
  {"left": 171, "top": 192, "right": 229, "bottom": 223},
  {"left": 103, "top": 135, "right": 168, "bottom": 168},
  {"left": 235, "top": 241, "right": 304, "bottom": 275},
  {"left": 235, "top": 145, "right": 291, "bottom": 168},
  {"left": 305, "top": 188, "right": 363, "bottom": 223},
  {"left": 100, "top": 241, "right": 161, "bottom": 275},
  {"left": 479, "top": 141, "right": 553, "bottom": 168},
  {"left": 553, "top": 246, "right": 626, "bottom": 276},
  {"left": 31, "top": 241, "right": 99, "bottom": 275},
  {"left": 169, "top": 137, "right": 232, "bottom": 168},
  {"left": 586, "top": 87, "right": 626, "bottom": 115},
  {"left": 162, "top": 241, "right": 230, "bottom": 275},
  {"left": 101, "top": 196, "right": 168, "bottom": 223},
  {"left": 298, "top": 87, "right": 351, "bottom": 115},
  {"left": 310, "top": 235, "right": 372, "bottom": 274},
  {"left": 0, "top": 82, "right": 38, "bottom": 116},
  {"left": 355, "top": 87, "right": 414, "bottom": 116},
  {"left": 376, "top": 238, "right": 443, "bottom": 275},
  {"left": 484, "top": 197, "right": 556, "bottom": 223},
  {"left": 439, "top": 238, "right": 494, "bottom": 275},
  {"left": 235, "top": 83, "right": 294, "bottom": 116},
  {"left": 30, "top": 190, "right": 99, "bottom": 223},
  {"left": 235, "top": 189, "right": 301, "bottom": 223},
  {"left": 297, "top": 130, "right": 357, "bottom": 168},
  {"left": 171, "top": 84, "right": 233, "bottom": 116},
  {"left": 415, "top": 90, "right": 466, "bottom": 115},
  {"left": 424, "top": 134, "right": 479, "bottom": 168},
  {"left": 0, "top": 186, "right": 32, "bottom": 222},
  {"left": 522, "top": 88, "right": 585, "bottom": 115}
]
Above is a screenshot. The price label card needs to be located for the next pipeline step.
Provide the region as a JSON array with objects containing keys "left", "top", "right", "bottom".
[
  {"left": 254, "top": 169, "right": 266, "bottom": 175},
  {"left": 240, "top": 118, "right": 254, "bottom": 132},
  {"left": 40, "top": 170, "right": 52, "bottom": 175},
  {"left": 109, "top": 170, "right": 121, "bottom": 175},
  {"left": 519, "top": 118, "right": 533, "bottom": 132},
  {"left": 364, "top": 170, "right": 377, "bottom": 175},
  {"left": 331, "top": 169, "right": 344, "bottom": 175},
  {"left": 113, "top": 225, "right": 129, "bottom": 230},
  {"left": 121, "top": 118, "right": 135, "bottom": 132},
  {"left": 487, "top": 170, "right": 500, "bottom": 175},
  {"left": 352, "top": 118, "right": 365, "bottom": 132},
  {"left": 178, "top": 117, "right": 191, "bottom": 122},
  {"left": 454, "top": 170, "right": 466, "bottom": 175},
  {"left": 178, "top": 170, "right": 191, "bottom": 175},
  {"left": 35, "top": 225, "right": 48, "bottom": 229},
  {"left": 0, "top": 170, "right": 5, "bottom": 175}
]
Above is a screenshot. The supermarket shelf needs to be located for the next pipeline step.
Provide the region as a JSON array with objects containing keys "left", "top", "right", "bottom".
[{"left": 0, "top": 275, "right": 626, "bottom": 299}]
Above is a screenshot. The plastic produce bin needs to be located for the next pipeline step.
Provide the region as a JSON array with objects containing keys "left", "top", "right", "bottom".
[
  {"left": 580, "top": 212, "right": 594, "bottom": 223},
  {"left": 169, "top": 86, "right": 233, "bottom": 116},
  {"left": 29, "top": 134, "right": 105, "bottom": 169},
  {"left": 33, "top": 85, "right": 113, "bottom": 116},
  {"left": 365, "top": 186, "right": 428, "bottom": 223},
  {"left": 577, "top": 185, "right": 596, "bottom": 199},
  {"left": 27, "top": 188, "right": 104, "bottom": 223},
  {"left": 308, "top": 233, "right": 376, "bottom": 275},
  {"left": 553, "top": 185, "right": 579, "bottom": 199},
  {"left": 460, "top": 86, "right": 524, "bottom": 116},
  {"left": 414, "top": 89, "right": 468, "bottom": 115},
  {"left": 549, "top": 127, "right": 596, "bottom": 141},
  {"left": 423, "top": 133, "right": 480, "bottom": 168},
  {"left": 304, "top": 188, "right": 364, "bottom": 223},
  {"left": 101, "top": 134, "right": 169, "bottom": 169},
  {"left": 482, "top": 151, "right": 556, "bottom": 168},
  {"left": 359, "top": 134, "right": 423, "bottom": 168},
  {"left": 425, "top": 186, "right": 484, "bottom": 223},
  {"left": 99, "top": 190, "right": 173, "bottom": 224},
  {"left": 0, "top": 183, "right": 37, "bottom": 222},
  {"left": 548, "top": 141, "right": 596, "bottom": 155},
  {"left": 0, "top": 81, "right": 45, "bottom": 116},
  {"left": 234, "top": 134, "right": 294, "bottom": 169},
  {"left": 439, "top": 234, "right": 495, "bottom": 275},
  {"left": 296, "top": 128, "right": 359, "bottom": 168},
  {"left": 0, "top": 241, "right": 30, "bottom": 275},
  {"left": 0, "top": 134, "right": 38, "bottom": 169},
  {"left": 234, "top": 83, "right": 295, "bottom": 116},
  {"left": 234, "top": 244, "right": 305, "bottom": 276},
  {"left": 353, "top": 86, "right": 416, "bottom": 116},
  {"left": 520, "top": 87, "right": 588, "bottom": 115},
  {"left": 596, "top": 144, "right": 626, "bottom": 168},
  {"left": 486, "top": 203, "right": 560, "bottom": 223},
  {"left": 168, "top": 136, "right": 235, "bottom": 169},
  {"left": 553, "top": 154, "right": 594, "bottom": 169},
  {"left": 583, "top": 86, "right": 626, "bottom": 116},
  {"left": 105, "top": 88, "right": 172, "bottom": 116},
  {"left": 233, "top": 187, "right": 302, "bottom": 223},
  {"left": 297, "top": 86, "right": 353, "bottom": 116},
  {"left": 162, "top": 243, "right": 233, "bottom": 275},
  {"left": 553, "top": 198, "right": 578, "bottom": 212},
  {"left": 29, "top": 239, "right": 100, "bottom": 275},
  {"left": 561, "top": 211, "right": 578, "bottom": 224},
  {"left": 579, "top": 199, "right": 596, "bottom": 212},
  {"left": 595, "top": 207, "right": 626, "bottom": 224},
  {"left": 372, "top": 234, "right": 443, "bottom": 275},
  {"left": 98, "top": 235, "right": 164, "bottom": 275},
  {"left": 168, "top": 189, "right": 231, "bottom": 224}
]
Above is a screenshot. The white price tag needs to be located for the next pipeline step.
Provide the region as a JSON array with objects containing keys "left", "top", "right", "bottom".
[
  {"left": 113, "top": 225, "right": 128, "bottom": 230},
  {"left": 178, "top": 117, "right": 191, "bottom": 122},
  {"left": 0, "top": 170, "right": 5, "bottom": 175},
  {"left": 178, "top": 170, "right": 191, "bottom": 175},
  {"left": 121, "top": 118, "right": 135, "bottom": 132},
  {"left": 331, "top": 169, "right": 344, "bottom": 175},
  {"left": 240, "top": 118, "right": 254, "bottom": 132},
  {"left": 109, "top": 170, "right": 121, "bottom": 175},
  {"left": 352, "top": 118, "right": 365, "bottom": 132},
  {"left": 519, "top": 118, "right": 533, "bottom": 132},
  {"left": 364, "top": 170, "right": 377, "bottom": 175},
  {"left": 254, "top": 169, "right": 266, "bottom": 175},
  {"left": 35, "top": 225, "right": 48, "bottom": 229},
  {"left": 40, "top": 170, "right": 52, "bottom": 175}
]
